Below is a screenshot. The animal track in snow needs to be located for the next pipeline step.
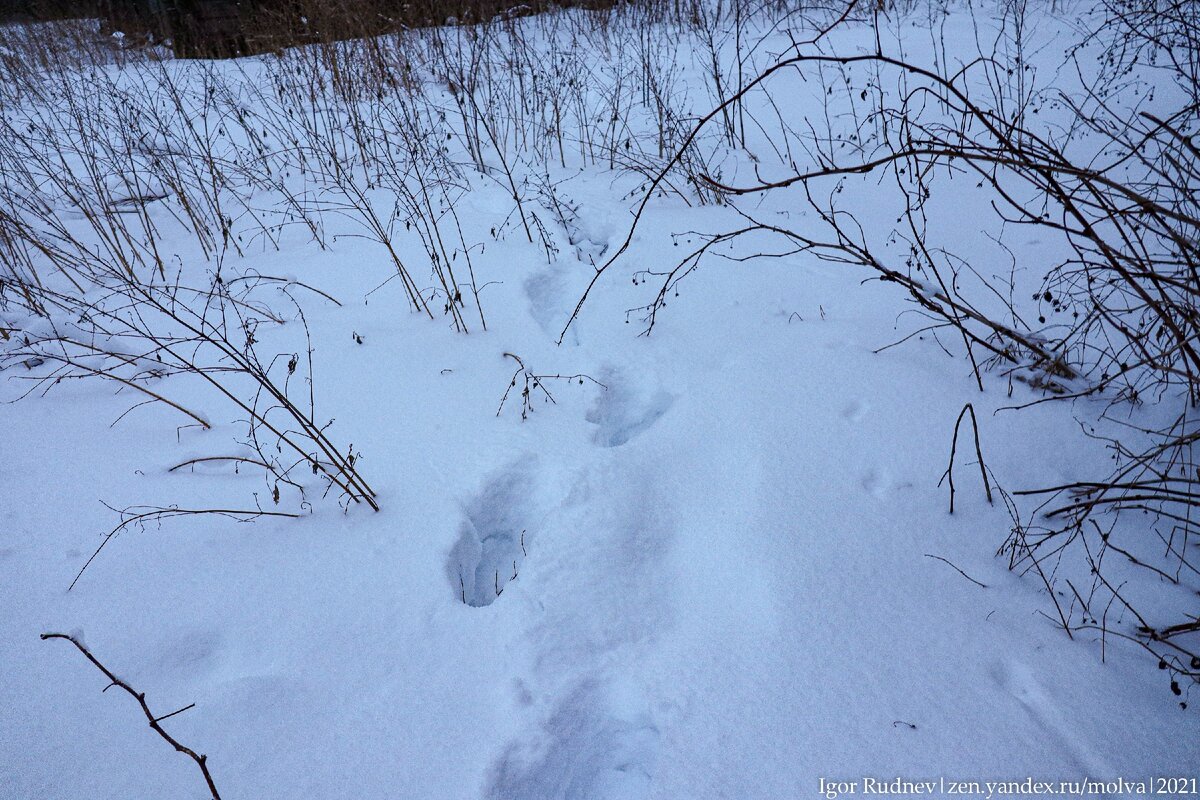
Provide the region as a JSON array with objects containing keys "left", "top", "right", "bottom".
[
  {"left": 447, "top": 461, "right": 534, "bottom": 607},
  {"left": 586, "top": 374, "right": 674, "bottom": 448},
  {"left": 487, "top": 679, "right": 660, "bottom": 800},
  {"left": 861, "top": 467, "right": 890, "bottom": 498},
  {"left": 842, "top": 399, "right": 869, "bottom": 421},
  {"left": 153, "top": 628, "right": 224, "bottom": 679}
]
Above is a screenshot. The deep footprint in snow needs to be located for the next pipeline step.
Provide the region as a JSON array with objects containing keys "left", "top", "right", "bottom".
[
  {"left": 524, "top": 269, "right": 570, "bottom": 341},
  {"left": 587, "top": 373, "right": 674, "bottom": 448},
  {"left": 447, "top": 462, "right": 534, "bottom": 607},
  {"left": 488, "top": 679, "right": 660, "bottom": 800}
]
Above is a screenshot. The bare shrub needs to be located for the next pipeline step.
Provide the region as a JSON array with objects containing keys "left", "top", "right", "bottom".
[{"left": 570, "top": 0, "right": 1200, "bottom": 691}]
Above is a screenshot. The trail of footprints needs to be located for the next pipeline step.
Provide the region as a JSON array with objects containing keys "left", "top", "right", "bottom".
[
  {"left": 448, "top": 371, "right": 673, "bottom": 798},
  {"left": 842, "top": 397, "right": 906, "bottom": 498},
  {"left": 487, "top": 679, "right": 661, "bottom": 800},
  {"left": 449, "top": 371, "right": 674, "bottom": 604}
]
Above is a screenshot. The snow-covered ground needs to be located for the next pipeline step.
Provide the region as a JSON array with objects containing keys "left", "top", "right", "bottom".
[{"left": 1, "top": 3, "right": 1197, "bottom": 798}]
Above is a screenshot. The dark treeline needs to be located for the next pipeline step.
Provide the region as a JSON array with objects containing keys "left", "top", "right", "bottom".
[
  {"left": 0, "top": 0, "right": 101, "bottom": 21},
  {"left": 0, "top": 0, "right": 624, "bottom": 56}
]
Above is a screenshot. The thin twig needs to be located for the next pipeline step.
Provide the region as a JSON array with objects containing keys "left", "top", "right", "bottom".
[
  {"left": 40, "top": 633, "right": 222, "bottom": 800},
  {"left": 924, "top": 553, "right": 988, "bottom": 588}
]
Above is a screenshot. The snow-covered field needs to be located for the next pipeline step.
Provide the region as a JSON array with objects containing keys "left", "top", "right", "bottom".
[{"left": 1, "top": 2, "right": 1197, "bottom": 798}]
